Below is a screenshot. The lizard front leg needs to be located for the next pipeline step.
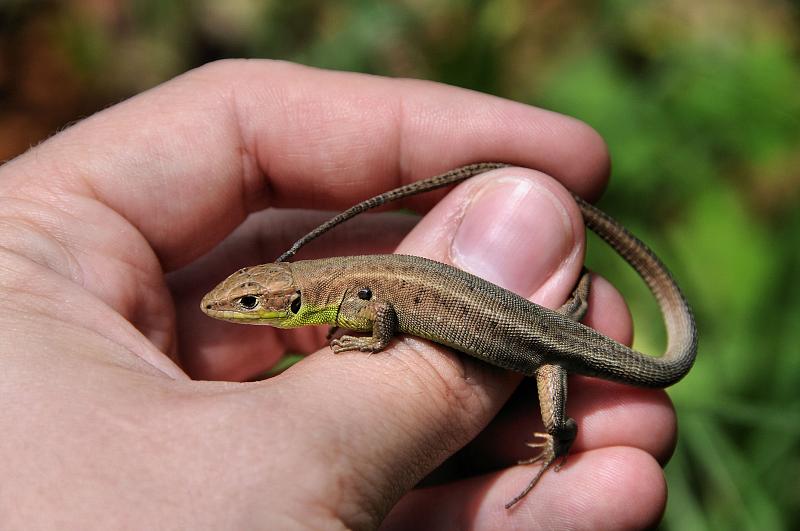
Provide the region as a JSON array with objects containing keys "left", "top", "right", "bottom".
[{"left": 330, "top": 301, "right": 399, "bottom": 353}]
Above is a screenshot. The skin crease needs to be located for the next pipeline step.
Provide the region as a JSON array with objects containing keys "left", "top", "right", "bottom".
[{"left": 0, "top": 60, "right": 676, "bottom": 530}]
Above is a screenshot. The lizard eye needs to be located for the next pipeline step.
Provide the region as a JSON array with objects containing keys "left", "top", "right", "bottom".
[
  {"left": 238, "top": 295, "right": 259, "bottom": 310},
  {"left": 357, "top": 288, "right": 372, "bottom": 300},
  {"left": 290, "top": 291, "right": 301, "bottom": 314}
]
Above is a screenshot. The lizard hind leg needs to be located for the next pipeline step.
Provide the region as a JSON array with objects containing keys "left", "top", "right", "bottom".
[
  {"left": 506, "top": 272, "right": 589, "bottom": 508},
  {"left": 557, "top": 269, "right": 591, "bottom": 321},
  {"left": 506, "top": 364, "right": 577, "bottom": 509}
]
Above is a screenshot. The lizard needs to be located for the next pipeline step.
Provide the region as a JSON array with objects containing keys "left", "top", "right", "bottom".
[{"left": 200, "top": 162, "right": 698, "bottom": 508}]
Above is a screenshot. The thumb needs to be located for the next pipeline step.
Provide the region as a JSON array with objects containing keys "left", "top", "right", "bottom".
[
  {"left": 252, "top": 167, "right": 585, "bottom": 528},
  {"left": 399, "top": 167, "right": 585, "bottom": 307}
]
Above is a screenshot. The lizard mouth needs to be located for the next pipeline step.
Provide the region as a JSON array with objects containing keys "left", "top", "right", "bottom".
[{"left": 200, "top": 300, "right": 290, "bottom": 323}]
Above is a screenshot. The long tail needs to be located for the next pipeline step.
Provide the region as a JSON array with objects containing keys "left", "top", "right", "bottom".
[{"left": 573, "top": 195, "right": 697, "bottom": 386}]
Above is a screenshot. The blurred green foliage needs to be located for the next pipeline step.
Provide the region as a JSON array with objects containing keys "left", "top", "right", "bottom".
[{"left": 3, "top": 0, "right": 800, "bottom": 528}]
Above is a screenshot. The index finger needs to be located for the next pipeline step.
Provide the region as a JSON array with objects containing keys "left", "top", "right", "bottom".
[{"left": 1, "top": 60, "right": 608, "bottom": 270}]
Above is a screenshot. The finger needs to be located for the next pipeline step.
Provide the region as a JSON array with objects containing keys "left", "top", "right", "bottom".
[
  {"left": 382, "top": 447, "right": 666, "bottom": 530},
  {"left": 171, "top": 210, "right": 419, "bottom": 380},
  {"left": 581, "top": 274, "right": 633, "bottom": 346},
  {"left": 396, "top": 167, "right": 586, "bottom": 309},
  {"left": 3, "top": 60, "right": 609, "bottom": 274},
  {"left": 259, "top": 167, "right": 588, "bottom": 523}
]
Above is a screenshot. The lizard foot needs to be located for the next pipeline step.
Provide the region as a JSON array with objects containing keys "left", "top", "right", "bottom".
[
  {"left": 330, "top": 335, "right": 381, "bottom": 353},
  {"left": 505, "top": 432, "right": 559, "bottom": 509}
]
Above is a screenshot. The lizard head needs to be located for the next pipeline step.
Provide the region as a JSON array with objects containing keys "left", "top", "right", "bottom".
[{"left": 200, "top": 263, "right": 302, "bottom": 327}]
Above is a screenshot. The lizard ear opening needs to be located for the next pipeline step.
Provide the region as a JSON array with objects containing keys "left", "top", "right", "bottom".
[
  {"left": 290, "top": 291, "right": 302, "bottom": 314},
  {"left": 357, "top": 288, "right": 372, "bottom": 300}
]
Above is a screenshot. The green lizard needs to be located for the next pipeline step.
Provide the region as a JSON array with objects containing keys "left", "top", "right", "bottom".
[{"left": 200, "top": 163, "right": 697, "bottom": 508}]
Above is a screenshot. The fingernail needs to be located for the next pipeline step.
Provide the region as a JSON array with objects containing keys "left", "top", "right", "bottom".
[{"left": 451, "top": 176, "right": 574, "bottom": 296}]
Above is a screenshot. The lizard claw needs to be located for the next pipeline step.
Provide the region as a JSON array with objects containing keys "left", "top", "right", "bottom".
[
  {"left": 523, "top": 431, "right": 551, "bottom": 451},
  {"left": 517, "top": 432, "right": 554, "bottom": 466},
  {"left": 554, "top": 452, "right": 570, "bottom": 472}
]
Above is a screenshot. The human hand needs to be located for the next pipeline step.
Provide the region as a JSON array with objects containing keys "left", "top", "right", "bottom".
[{"left": 0, "top": 60, "right": 674, "bottom": 529}]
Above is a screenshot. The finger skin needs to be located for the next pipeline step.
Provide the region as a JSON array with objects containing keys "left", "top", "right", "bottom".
[
  {"left": 1, "top": 60, "right": 609, "bottom": 271},
  {"left": 382, "top": 447, "right": 666, "bottom": 530}
]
